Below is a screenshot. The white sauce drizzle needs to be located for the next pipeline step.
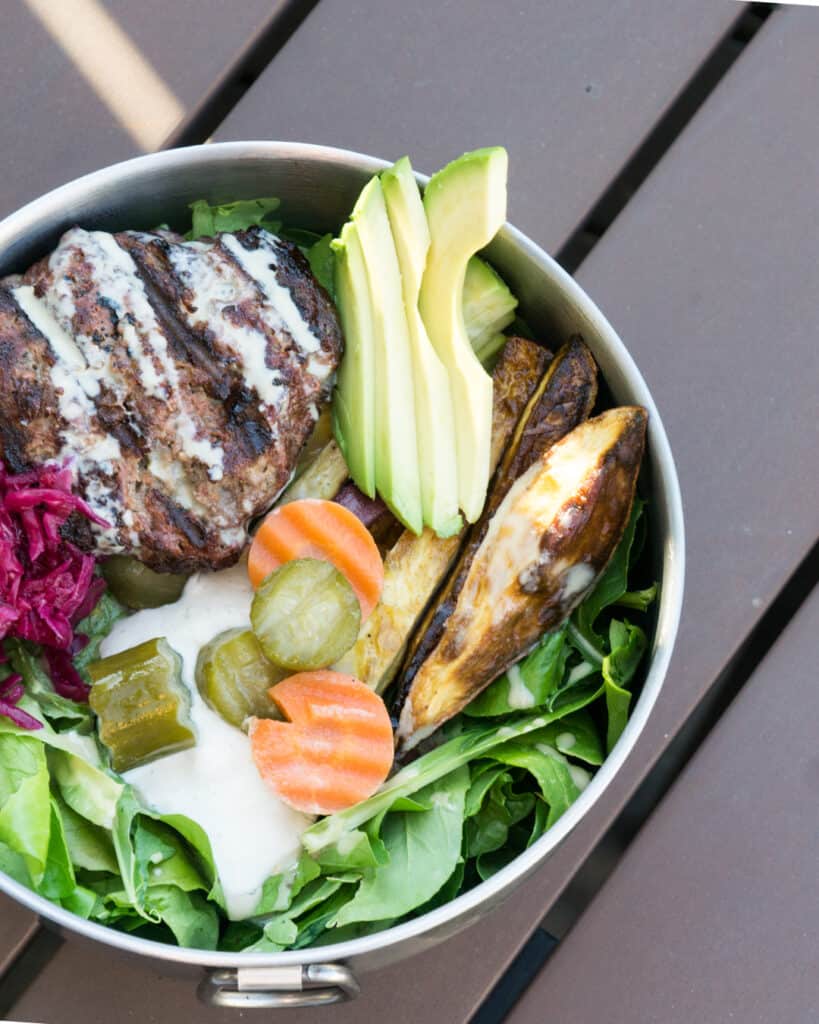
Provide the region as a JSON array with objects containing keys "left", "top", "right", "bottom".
[
  {"left": 12, "top": 284, "right": 122, "bottom": 538},
  {"left": 506, "top": 663, "right": 536, "bottom": 709},
  {"left": 562, "top": 562, "right": 595, "bottom": 601},
  {"left": 556, "top": 732, "right": 576, "bottom": 751},
  {"left": 221, "top": 233, "right": 324, "bottom": 362},
  {"left": 53, "top": 229, "right": 225, "bottom": 481},
  {"left": 100, "top": 564, "right": 312, "bottom": 920},
  {"left": 536, "top": 743, "right": 591, "bottom": 791},
  {"left": 165, "top": 240, "right": 287, "bottom": 412}
]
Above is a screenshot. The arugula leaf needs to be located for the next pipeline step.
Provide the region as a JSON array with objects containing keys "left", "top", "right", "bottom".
[
  {"left": 187, "top": 198, "right": 282, "bottom": 239},
  {"left": 616, "top": 583, "right": 658, "bottom": 612},
  {"left": 603, "top": 620, "right": 647, "bottom": 753}
]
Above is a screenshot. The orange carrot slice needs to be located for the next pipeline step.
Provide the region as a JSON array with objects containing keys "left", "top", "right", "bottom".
[
  {"left": 249, "top": 671, "right": 394, "bottom": 815},
  {"left": 248, "top": 499, "right": 384, "bottom": 620}
]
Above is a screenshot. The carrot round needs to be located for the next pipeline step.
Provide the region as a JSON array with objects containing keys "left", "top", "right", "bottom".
[
  {"left": 249, "top": 671, "right": 394, "bottom": 815},
  {"left": 248, "top": 499, "right": 384, "bottom": 620}
]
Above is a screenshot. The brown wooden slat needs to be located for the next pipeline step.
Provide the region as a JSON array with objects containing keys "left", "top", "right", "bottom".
[
  {"left": 0, "top": 896, "right": 39, "bottom": 978},
  {"left": 11, "top": 6, "right": 819, "bottom": 1024},
  {"left": 214, "top": 0, "right": 742, "bottom": 254},
  {"left": 0, "top": 0, "right": 289, "bottom": 219},
  {"left": 508, "top": 587, "right": 819, "bottom": 1021}
]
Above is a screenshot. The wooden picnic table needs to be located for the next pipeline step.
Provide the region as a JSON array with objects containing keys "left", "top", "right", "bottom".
[{"left": 2, "top": 1, "right": 818, "bottom": 1020}]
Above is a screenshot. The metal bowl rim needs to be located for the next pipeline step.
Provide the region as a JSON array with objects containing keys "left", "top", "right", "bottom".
[{"left": 0, "top": 141, "right": 685, "bottom": 968}]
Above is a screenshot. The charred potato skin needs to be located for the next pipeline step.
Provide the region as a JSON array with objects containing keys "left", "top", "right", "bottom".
[
  {"left": 396, "top": 406, "right": 648, "bottom": 752},
  {"left": 397, "top": 336, "right": 598, "bottom": 709},
  {"left": 499, "top": 335, "right": 598, "bottom": 503}
]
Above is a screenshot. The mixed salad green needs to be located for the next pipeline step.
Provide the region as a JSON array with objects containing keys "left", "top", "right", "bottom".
[{"left": 0, "top": 194, "right": 656, "bottom": 951}]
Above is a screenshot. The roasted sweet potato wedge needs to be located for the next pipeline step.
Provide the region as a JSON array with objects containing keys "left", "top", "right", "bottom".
[
  {"left": 334, "top": 337, "right": 551, "bottom": 691},
  {"left": 395, "top": 406, "right": 648, "bottom": 752}
]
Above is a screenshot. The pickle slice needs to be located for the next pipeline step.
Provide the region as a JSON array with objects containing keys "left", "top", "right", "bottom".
[
  {"left": 250, "top": 558, "right": 361, "bottom": 671},
  {"left": 195, "top": 628, "right": 284, "bottom": 729},
  {"left": 88, "top": 638, "right": 195, "bottom": 773},
  {"left": 102, "top": 556, "right": 188, "bottom": 610}
]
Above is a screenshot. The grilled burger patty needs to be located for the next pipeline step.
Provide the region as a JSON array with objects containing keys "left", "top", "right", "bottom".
[{"left": 0, "top": 226, "right": 343, "bottom": 572}]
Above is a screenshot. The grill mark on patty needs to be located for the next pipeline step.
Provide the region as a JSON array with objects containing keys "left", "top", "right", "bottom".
[
  {"left": 0, "top": 226, "right": 344, "bottom": 572},
  {"left": 224, "top": 383, "right": 275, "bottom": 458},
  {"left": 94, "top": 382, "right": 145, "bottom": 455},
  {"left": 152, "top": 489, "right": 208, "bottom": 550},
  {"left": 121, "top": 234, "right": 283, "bottom": 476},
  {"left": 118, "top": 234, "right": 234, "bottom": 402}
]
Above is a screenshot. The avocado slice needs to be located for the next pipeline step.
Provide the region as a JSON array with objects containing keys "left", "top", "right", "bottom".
[
  {"left": 381, "top": 157, "right": 462, "bottom": 537},
  {"left": 349, "top": 178, "right": 423, "bottom": 533},
  {"left": 419, "top": 147, "right": 507, "bottom": 522},
  {"left": 463, "top": 256, "right": 518, "bottom": 356},
  {"left": 331, "top": 222, "right": 376, "bottom": 497}
]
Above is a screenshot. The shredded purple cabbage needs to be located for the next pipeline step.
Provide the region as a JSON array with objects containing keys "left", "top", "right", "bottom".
[
  {"left": 0, "top": 459, "right": 107, "bottom": 726},
  {"left": 0, "top": 671, "right": 42, "bottom": 730}
]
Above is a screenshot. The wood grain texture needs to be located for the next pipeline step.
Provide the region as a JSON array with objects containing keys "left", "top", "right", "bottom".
[
  {"left": 214, "top": 0, "right": 741, "bottom": 253},
  {"left": 508, "top": 581, "right": 819, "bottom": 1021},
  {"left": 0, "top": 0, "right": 284, "bottom": 218},
  {"left": 0, "top": 896, "right": 39, "bottom": 979},
  {"left": 10, "top": 5, "right": 819, "bottom": 1024}
]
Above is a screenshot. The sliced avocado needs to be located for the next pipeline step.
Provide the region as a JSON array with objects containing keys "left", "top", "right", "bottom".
[
  {"left": 463, "top": 256, "right": 518, "bottom": 356},
  {"left": 381, "top": 157, "right": 462, "bottom": 537},
  {"left": 473, "top": 331, "right": 508, "bottom": 369},
  {"left": 350, "top": 178, "right": 423, "bottom": 533},
  {"left": 331, "top": 222, "right": 376, "bottom": 497},
  {"left": 419, "top": 147, "right": 507, "bottom": 522}
]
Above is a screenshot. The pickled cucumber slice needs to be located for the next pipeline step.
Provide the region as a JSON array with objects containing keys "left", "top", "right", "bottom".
[
  {"left": 88, "top": 637, "right": 195, "bottom": 773},
  {"left": 102, "top": 556, "right": 188, "bottom": 610},
  {"left": 251, "top": 558, "right": 361, "bottom": 671},
  {"left": 195, "top": 628, "right": 284, "bottom": 729}
]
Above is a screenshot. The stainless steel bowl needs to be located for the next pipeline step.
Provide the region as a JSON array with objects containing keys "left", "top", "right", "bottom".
[{"left": 0, "top": 142, "right": 685, "bottom": 1009}]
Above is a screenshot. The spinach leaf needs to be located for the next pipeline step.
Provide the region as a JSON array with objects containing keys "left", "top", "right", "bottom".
[
  {"left": 487, "top": 738, "right": 580, "bottom": 830},
  {"left": 252, "top": 853, "right": 321, "bottom": 916},
  {"left": 576, "top": 498, "right": 644, "bottom": 640},
  {"left": 302, "top": 699, "right": 599, "bottom": 856},
  {"left": 465, "top": 627, "right": 568, "bottom": 717},
  {"left": 531, "top": 710, "right": 604, "bottom": 766},
  {"left": 305, "top": 234, "right": 336, "bottom": 299}
]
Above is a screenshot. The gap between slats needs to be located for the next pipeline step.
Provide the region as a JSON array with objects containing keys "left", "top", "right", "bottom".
[
  {"left": 163, "top": 0, "right": 322, "bottom": 149},
  {"left": 0, "top": 3, "right": 797, "bottom": 1020}
]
